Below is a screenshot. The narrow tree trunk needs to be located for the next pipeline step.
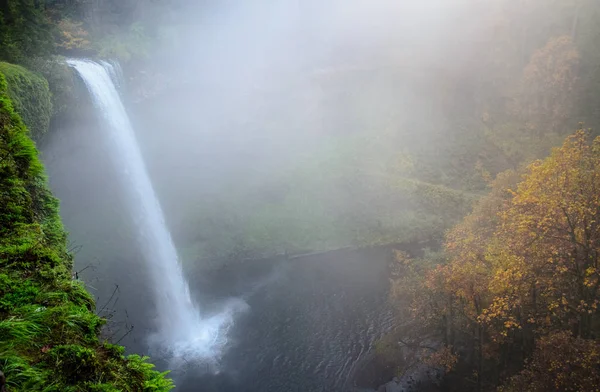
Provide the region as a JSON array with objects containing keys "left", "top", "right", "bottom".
[{"left": 477, "top": 325, "right": 484, "bottom": 392}]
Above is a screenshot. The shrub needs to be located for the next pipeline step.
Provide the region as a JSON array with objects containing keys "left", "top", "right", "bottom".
[{"left": 0, "top": 62, "right": 52, "bottom": 140}]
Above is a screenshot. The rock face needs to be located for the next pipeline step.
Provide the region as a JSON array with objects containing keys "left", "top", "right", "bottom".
[
  {"left": 373, "top": 364, "right": 443, "bottom": 392},
  {"left": 377, "top": 377, "right": 402, "bottom": 392},
  {"left": 359, "top": 377, "right": 404, "bottom": 392}
]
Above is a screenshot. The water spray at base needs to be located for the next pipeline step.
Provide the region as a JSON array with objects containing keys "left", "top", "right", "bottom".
[{"left": 150, "top": 298, "right": 248, "bottom": 368}]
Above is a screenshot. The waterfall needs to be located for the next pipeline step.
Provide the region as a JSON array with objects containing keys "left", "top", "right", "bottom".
[{"left": 67, "top": 59, "right": 245, "bottom": 362}]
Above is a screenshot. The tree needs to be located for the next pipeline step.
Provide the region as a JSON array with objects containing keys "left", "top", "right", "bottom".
[
  {"left": 396, "top": 129, "right": 600, "bottom": 390},
  {"left": 482, "top": 129, "right": 600, "bottom": 340},
  {"left": 56, "top": 17, "right": 91, "bottom": 51},
  {"left": 0, "top": 0, "right": 57, "bottom": 64},
  {"left": 518, "top": 36, "right": 581, "bottom": 133},
  {"left": 500, "top": 331, "right": 600, "bottom": 392}
]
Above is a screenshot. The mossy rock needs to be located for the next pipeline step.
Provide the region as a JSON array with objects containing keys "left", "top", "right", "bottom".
[
  {"left": 26, "top": 56, "right": 78, "bottom": 118},
  {"left": 0, "top": 62, "right": 52, "bottom": 141},
  {"left": 0, "top": 72, "right": 173, "bottom": 391}
]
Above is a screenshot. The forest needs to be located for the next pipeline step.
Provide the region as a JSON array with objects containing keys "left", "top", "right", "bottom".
[{"left": 1, "top": 0, "right": 600, "bottom": 391}]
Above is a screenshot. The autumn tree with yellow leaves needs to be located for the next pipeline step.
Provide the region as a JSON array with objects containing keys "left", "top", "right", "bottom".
[
  {"left": 483, "top": 129, "right": 600, "bottom": 340},
  {"left": 396, "top": 129, "right": 600, "bottom": 390}
]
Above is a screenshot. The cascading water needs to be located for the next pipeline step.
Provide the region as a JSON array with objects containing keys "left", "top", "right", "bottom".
[{"left": 67, "top": 59, "right": 245, "bottom": 362}]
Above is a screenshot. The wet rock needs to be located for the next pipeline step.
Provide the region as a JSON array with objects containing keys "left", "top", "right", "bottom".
[{"left": 383, "top": 377, "right": 402, "bottom": 392}]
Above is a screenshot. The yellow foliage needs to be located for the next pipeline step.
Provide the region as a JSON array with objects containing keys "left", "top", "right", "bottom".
[
  {"left": 423, "top": 345, "right": 458, "bottom": 373},
  {"left": 501, "top": 332, "right": 600, "bottom": 391},
  {"left": 406, "top": 129, "right": 600, "bottom": 364},
  {"left": 58, "top": 19, "right": 91, "bottom": 51}
]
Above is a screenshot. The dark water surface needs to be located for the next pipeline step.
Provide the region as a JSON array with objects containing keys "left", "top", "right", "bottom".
[{"left": 175, "top": 244, "right": 435, "bottom": 392}]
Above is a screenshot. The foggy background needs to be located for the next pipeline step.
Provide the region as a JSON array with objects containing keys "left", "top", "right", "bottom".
[
  {"left": 126, "top": 0, "right": 502, "bottom": 264},
  {"left": 38, "top": 0, "right": 600, "bottom": 390}
]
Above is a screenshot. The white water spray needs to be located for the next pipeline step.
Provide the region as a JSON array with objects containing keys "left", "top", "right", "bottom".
[{"left": 68, "top": 59, "right": 246, "bottom": 362}]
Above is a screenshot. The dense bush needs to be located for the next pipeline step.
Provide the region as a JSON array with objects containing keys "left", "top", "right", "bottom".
[
  {"left": 26, "top": 56, "right": 77, "bottom": 119},
  {"left": 0, "top": 62, "right": 53, "bottom": 140},
  {"left": 0, "top": 0, "right": 56, "bottom": 64}
]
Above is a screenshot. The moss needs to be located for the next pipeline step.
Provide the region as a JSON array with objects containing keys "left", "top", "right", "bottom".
[
  {"left": 0, "top": 62, "right": 53, "bottom": 141},
  {"left": 0, "top": 71, "right": 173, "bottom": 391},
  {"left": 27, "top": 56, "right": 77, "bottom": 118}
]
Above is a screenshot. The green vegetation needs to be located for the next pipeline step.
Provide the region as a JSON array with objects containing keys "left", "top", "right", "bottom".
[
  {"left": 0, "top": 62, "right": 52, "bottom": 141},
  {"left": 0, "top": 72, "right": 173, "bottom": 391},
  {"left": 0, "top": 1, "right": 175, "bottom": 122},
  {"left": 26, "top": 56, "right": 75, "bottom": 119},
  {"left": 0, "top": 1, "right": 178, "bottom": 65},
  {"left": 0, "top": 1, "right": 56, "bottom": 64}
]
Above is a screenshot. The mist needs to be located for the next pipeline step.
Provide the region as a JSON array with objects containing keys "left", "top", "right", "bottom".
[
  {"left": 33, "top": 0, "right": 599, "bottom": 390},
  {"left": 129, "top": 0, "right": 492, "bottom": 263}
]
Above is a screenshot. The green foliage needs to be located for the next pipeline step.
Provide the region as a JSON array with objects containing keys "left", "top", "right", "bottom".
[
  {"left": 97, "top": 22, "right": 151, "bottom": 63},
  {"left": 0, "top": 62, "right": 52, "bottom": 140},
  {"left": 0, "top": 0, "right": 57, "bottom": 64},
  {"left": 27, "top": 56, "right": 75, "bottom": 118},
  {"left": 0, "top": 72, "right": 173, "bottom": 391},
  {"left": 0, "top": 0, "right": 176, "bottom": 65},
  {"left": 49, "top": 345, "right": 100, "bottom": 384}
]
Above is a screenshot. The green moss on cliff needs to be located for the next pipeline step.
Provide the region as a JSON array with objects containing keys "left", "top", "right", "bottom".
[
  {"left": 0, "top": 71, "right": 173, "bottom": 391},
  {"left": 27, "top": 57, "right": 77, "bottom": 118},
  {"left": 0, "top": 62, "right": 52, "bottom": 141}
]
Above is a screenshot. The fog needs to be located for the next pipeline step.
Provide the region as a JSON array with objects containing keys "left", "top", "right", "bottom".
[
  {"left": 39, "top": 0, "right": 587, "bottom": 390},
  {"left": 125, "top": 0, "right": 497, "bottom": 264}
]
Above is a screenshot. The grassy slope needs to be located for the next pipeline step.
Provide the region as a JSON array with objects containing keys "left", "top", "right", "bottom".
[{"left": 0, "top": 71, "right": 173, "bottom": 391}]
